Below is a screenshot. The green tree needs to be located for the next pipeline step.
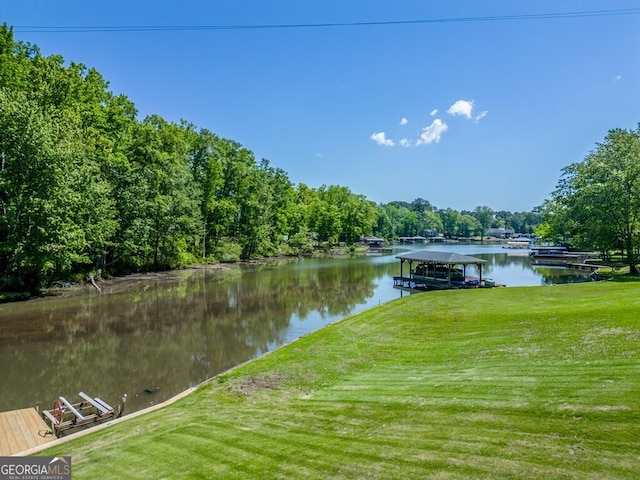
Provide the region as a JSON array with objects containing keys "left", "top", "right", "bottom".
[
  {"left": 124, "top": 116, "right": 203, "bottom": 269},
  {"left": 421, "top": 210, "right": 443, "bottom": 236},
  {"left": 473, "top": 206, "right": 494, "bottom": 242},
  {"left": 410, "top": 197, "right": 435, "bottom": 213},
  {"left": 340, "top": 191, "right": 377, "bottom": 245},
  {"left": 547, "top": 126, "right": 640, "bottom": 272},
  {"left": 509, "top": 208, "right": 543, "bottom": 234},
  {"left": 312, "top": 186, "right": 344, "bottom": 244},
  {"left": 188, "top": 128, "right": 226, "bottom": 258},
  {"left": 238, "top": 159, "right": 295, "bottom": 258},
  {"left": 378, "top": 202, "right": 419, "bottom": 237},
  {"left": 0, "top": 91, "right": 116, "bottom": 289},
  {"left": 289, "top": 183, "right": 320, "bottom": 247},
  {"left": 439, "top": 208, "right": 459, "bottom": 238},
  {"left": 457, "top": 214, "right": 482, "bottom": 237},
  {"left": 373, "top": 205, "right": 394, "bottom": 239},
  {"left": 411, "top": 198, "right": 442, "bottom": 236}
]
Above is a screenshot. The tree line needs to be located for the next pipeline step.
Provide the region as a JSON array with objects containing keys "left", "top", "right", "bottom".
[
  {"left": 375, "top": 200, "right": 541, "bottom": 240},
  {"left": 0, "top": 25, "right": 544, "bottom": 291},
  {"left": 538, "top": 125, "right": 640, "bottom": 273}
]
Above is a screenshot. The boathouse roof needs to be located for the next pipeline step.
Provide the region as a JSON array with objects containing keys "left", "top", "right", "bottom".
[{"left": 395, "top": 251, "right": 487, "bottom": 265}]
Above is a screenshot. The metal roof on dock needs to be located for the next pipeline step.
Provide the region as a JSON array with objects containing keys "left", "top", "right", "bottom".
[{"left": 395, "top": 251, "right": 487, "bottom": 264}]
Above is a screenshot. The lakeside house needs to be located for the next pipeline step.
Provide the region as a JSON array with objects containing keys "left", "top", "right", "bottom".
[{"left": 485, "top": 227, "right": 515, "bottom": 238}]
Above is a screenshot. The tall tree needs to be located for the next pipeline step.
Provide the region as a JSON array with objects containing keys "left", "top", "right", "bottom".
[
  {"left": 124, "top": 115, "right": 203, "bottom": 269},
  {"left": 457, "top": 214, "right": 482, "bottom": 237},
  {"left": 439, "top": 208, "right": 459, "bottom": 238},
  {"left": 473, "top": 206, "right": 494, "bottom": 242},
  {"left": 548, "top": 126, "right": 640, "bottom": 272},
  {"left": 0, "top": 90, "right": 116, "bottom": 289}
]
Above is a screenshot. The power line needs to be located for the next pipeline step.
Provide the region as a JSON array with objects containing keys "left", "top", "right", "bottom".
[{"left": 13, "top": 8, "right": 640, "bottom": 33}]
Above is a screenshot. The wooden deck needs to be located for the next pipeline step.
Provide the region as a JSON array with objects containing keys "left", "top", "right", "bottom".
[{"left": 0, "top": 408, "right": 55, "bottom": 455}]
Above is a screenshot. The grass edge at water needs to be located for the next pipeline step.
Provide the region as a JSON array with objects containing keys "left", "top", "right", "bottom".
[{"left": 40, "top": 282, "right": 640, "bottom": 479}]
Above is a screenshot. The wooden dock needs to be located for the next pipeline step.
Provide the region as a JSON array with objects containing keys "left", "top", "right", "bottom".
[
  {"left": 0, "top": 408, "right": 55, "bottom": 455},
  {"left": 566, "top": 262, "right": 600, "bottom": 271}
]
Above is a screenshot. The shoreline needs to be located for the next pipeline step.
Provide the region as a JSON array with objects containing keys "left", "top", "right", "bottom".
[
  {"left": 0, "top": 241, "right": 515, "bottom": 303},
  {"left": 13, "top": 281, "right": 639, "bottom": 477},
  {"left": 0, "top": 246, "right": 370, "bottom": 304},
  {"left": 12, "top": 302, "right": 355, "bottom": 457},
  {"left": 13, "top": 387, "right": 198, "bottom": 457}
]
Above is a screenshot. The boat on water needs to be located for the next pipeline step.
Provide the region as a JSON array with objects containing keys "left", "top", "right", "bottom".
[
  {"left": 529, "top": 246, "right": 592, "bottom": 266},
  {"left": 412, "top": 264, "right": 481, "bottom": 286},
  {"left": 414, "top": 263, "right": 463, "bottom": 280},
  {"left": 394, "top": 250, "right": 488, "bottom": 290}
]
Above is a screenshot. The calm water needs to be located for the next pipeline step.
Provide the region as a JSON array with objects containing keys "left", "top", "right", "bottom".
[{"left": 0, "top": 243, "right": 591, "bottom": 414}]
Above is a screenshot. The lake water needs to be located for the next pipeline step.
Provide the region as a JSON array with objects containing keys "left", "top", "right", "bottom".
[{"left": 0, "top": 243, "right": 591, "bottom": 414}]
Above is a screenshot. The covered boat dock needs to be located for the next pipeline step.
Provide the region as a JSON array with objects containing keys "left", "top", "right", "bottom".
[{"left": 394, "top": 250, "right": 488, "bottom": 290}]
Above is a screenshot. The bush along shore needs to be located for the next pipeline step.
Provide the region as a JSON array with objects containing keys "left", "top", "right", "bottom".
[{"left": 39, "top": 281, "right": 639, "bottom": 479}]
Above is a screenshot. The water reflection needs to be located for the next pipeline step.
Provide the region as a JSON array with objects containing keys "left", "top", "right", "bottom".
[{"left": 0, "top": 245, "right": 591, "bottom": 414}]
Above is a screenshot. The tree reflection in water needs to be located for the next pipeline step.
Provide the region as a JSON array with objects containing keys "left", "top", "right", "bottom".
[{"left": 0, "top": 246, "right": 590, "bottom": 413}]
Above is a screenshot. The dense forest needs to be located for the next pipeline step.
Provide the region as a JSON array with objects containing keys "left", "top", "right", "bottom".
[{"left": 0, "top": 25, "right": 543, "bottom": 291}]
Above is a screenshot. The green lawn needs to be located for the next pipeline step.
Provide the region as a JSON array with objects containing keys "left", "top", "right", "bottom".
[{"left": 41, "top": 282, "right": 640, "bottom": 479}]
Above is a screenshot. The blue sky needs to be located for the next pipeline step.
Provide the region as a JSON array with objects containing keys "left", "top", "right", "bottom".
[{"left": 3, "top": 1, "right": 639, "bottom": 212}]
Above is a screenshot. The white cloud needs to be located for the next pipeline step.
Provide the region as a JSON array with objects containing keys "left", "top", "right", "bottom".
[
  {"left": 314, "top": 152, "right": 324, "bottom": 158},
  {"left": 400, "top": 117, "right": 408, "bottom": 125},
  {"left": 474, "top": 110, "right": 488, "bottom": 122},
  {"left": 447, "top": 100, "right": 474, "bottom": 119},
  {"left": 447, "top": 100, "right": 488, "bottom": 122},
  {"left": 399, "top": 138, "right": 412, "bottom": 147},
  {"left": 370, "top": 132, "right": 395, "bottom": 147},
  {"left": 615, "top": 74, "right": 622, "bottom": 81},
  {"left": 430, "top": 109, "right": 438, "bottom": 116},
  {"left": 416, "top": 119, "right": 448, "bottom": 145}
]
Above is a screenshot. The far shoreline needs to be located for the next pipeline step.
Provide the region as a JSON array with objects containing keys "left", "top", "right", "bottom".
[{"left": 0, "top": 244, "right": 377, "bottom": 304}]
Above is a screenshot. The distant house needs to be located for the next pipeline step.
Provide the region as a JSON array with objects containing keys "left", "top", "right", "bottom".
[
  {"left": 485, "top": 227, "right": 515, "bottom": 238},
  {"left": 397, "top": 236, "right": 427, "bottom": 244},
  {"left": 364, "top": 237, "right": 386, "bottom": 248}
]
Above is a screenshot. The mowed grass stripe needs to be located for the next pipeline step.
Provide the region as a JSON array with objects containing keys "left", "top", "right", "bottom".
[
  {"left": 40, "top": 282, "right": 640, "bottom": 479},
  {"left": 185, "top": 412, "right": 393, "bottom": 477},
  {"left": 291, "top": 398, "right": 606, "bottom": 474},
  {"left": 318, "top": 365, "right": 634, "bottom": 408},
  {"left": 230, "top": 419, "right": 491, "bottom": 479},
  {"left": 160, "top": 428, "right": 291, "bottom": 479}
]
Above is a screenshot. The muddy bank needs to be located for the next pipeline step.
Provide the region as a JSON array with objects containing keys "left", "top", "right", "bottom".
[
  {"left": 35, "top": 249, "right": 362, "bottom": 300},
  {"left": 41, "top": 263, "right": 239, "bottom": 299}
]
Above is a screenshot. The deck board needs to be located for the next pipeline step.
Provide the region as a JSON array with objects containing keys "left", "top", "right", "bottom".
[{"left": 0, "top": 408, "right": 55, "bottom": 455}]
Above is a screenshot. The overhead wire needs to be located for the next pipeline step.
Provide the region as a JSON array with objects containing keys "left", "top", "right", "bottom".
[{"left": 13, "top": 8, "right": 640, "bottom": 33}]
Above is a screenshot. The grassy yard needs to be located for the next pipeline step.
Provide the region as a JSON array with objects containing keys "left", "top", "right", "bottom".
[{"left": 41, "top": 282, "right": 640, "bottom": 479}]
